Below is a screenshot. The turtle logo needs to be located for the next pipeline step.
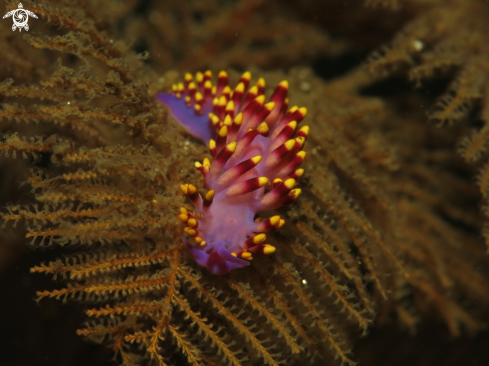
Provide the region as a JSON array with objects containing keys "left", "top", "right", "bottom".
[{"left": 3, "top": 2, "right": 38, "bottom": 32}]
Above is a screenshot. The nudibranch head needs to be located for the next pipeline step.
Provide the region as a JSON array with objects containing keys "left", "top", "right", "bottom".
[{"left": 158, "top": 71, "right": 309, "bottom": 275}]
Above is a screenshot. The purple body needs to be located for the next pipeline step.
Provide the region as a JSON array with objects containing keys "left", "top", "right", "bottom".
[{"left": 158, "top": 71, "right": 307, "bottom": 275}]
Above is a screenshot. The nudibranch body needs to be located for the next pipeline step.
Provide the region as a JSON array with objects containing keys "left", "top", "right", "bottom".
[{"left": 157, "top": 71, "right": 309, "bottom": 275}]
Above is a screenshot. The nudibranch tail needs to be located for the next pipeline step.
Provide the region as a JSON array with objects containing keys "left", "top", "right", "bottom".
[{"left": 159, "top": 71, "right": 309, "bottom": 275}]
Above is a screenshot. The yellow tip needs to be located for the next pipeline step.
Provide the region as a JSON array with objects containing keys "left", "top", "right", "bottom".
[
  {"left": 186, "top": 228, "right": 197, "bottom": 237},
  {"left": 295, "top": 168, "right": 304, "bottom": 177},
  {"left": 298, "top": 107, "right": 307, "bottom": 117},
  {"left": 209, "top": 113, "right": 220, "bottom": 125},
  {"left": 290, "top": 188, "right": 301, "bottom": 199},
  {"left": 284, "top": 139, "right": 296, "bottom": 151},
  {"left": 211, "top": 86, "right": 216, "bottom": 96},
  {"left": 288, "top": 121, "right": 297, "bottom": 130},
  {"left": 204, "top": 70, "right": 212, "bottom": 78},
  {"left": 218, "top": 125, "right": 228, "bottom": 137},
  {"left": 241, "top": 252, "right": 253, "bottom": 260},
  {"left": 194, "top": 236, "right": 202, "bottom": 244},
  {"left": 235, "top": 82, "right": 245, "bottom": 93},
  {"left": 279, "top": 80, "right": 289, "bottom": 89},
  {"left": 264, "top": 101, "right": 276, "bottom": 111},
  {"left": 257, "top": 122, "right": 269, "bottom": 135},
  {"left": 178, "top": 214, "right": 188, "bottom": 223},
  {"left": 212, "top": 97, "right": 219, "bottom": 106},
  {"left": 205, "top": 190, "right": 215, "bottom": 201},
  {"left": 284, "top": 178, "right": 296, "bottom": 189},
  {"left": 218, "top": 70, "right": 228, "bottom": 78},
  {"left": 257, "top": 78, "right": 265, "bottom": 88},
  {"left": 200, "top": 240, "right": 206, "bottom": 246},
  {"left": 248, "top": 86, "right": 258, "bottom": 95},
  {"left": 209, "top": 139, "right": 216, "bottom": 150},
  {"left": 296, "top": 136, "right": 305, "bottom": 147},
  {"left": 184, "top": 73, "right": 193, "bottom": 82},
  {"left": 253, "top": 233, "right": 266, "bottom": 244},
  {"left": 195, "top": 161, "right": 202, "bottom": 168},
  {"left": 195, "top": 92, "right": 203, "bottom": 102},
  {"left": 180, "top": 207, "right": 188, "bottom": 215},
  {"left": 269, "top": 215, "right": 280, "bottom": 225},
  {"left": 219, "top": 95, "right": 227, "bottom": 106},
  {"left": 185, "top": 96, "right": 191, "bottom": 104},
  {"left": 188, "top": 218, "right": 197, "bottom": 227},
  {"left": 258, "top": 177, "right": 269, "bottom": 187},
  {"left": 278, "top": 219, "right": 285, "bottom": 228},
  {"left": 194, "top": 104, "right": 201, "bottom": 112},
  {"left": 231, "top": 252, "right": 237, "bottom": 257},
  {"left": 255, "top": 95, "right": 266, "bottom": 105},
  {"left": 203, "top": 158, "right": 211, "bottom": 168},
  {"left": 188, "top": 184, "right": 197, "bottom": 195},
  {"left": 226, "top": 141, "right": 237, "bottom": 152},
  {"left": 188, "top": 81, "right": 196, "bottom": 90},
  {"left": 300, "top": 125, "right": 310, "bottom": 135},
  {"left": 196, "top": 72, "right": 204, "bottom": 83},
  {"left": 251, "top": 155, "right": 262, "bottom": 164},
  {"left": 263, "top": 245, "right": 276, "bottom": 255},
  {"left": 273, "top": 178, "right": 283, "bottom": 185},
  {"left": 226, "top": 100, "right": 235, "bottom": 112},
  {"left": 223, "top": 86, "right": 231, "bottom": 95},
  {"left": 204, "top": 80, "right": 212, "bottom": 89},
  {"left": 223, "top": 114, "right": 232, "bottom": 127},
  {"left": 180, "top": 184, "right": 188, "bottom": 195},
  {"left": 296, "top": 151, "right": 306, "bottom": 160},
  {"left": 242, "top": 71, "right": 251, "bottom": 80},
  {"left": 289, "top": 106, "right": 298, "bottom": 113},
  {"left": 234, "top": 113, "right": 243, "bottom": 125}
]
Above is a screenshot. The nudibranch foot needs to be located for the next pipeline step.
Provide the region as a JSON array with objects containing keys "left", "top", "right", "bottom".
[{"left": 182, "top": 237, "right": 249, "bottom": 275}]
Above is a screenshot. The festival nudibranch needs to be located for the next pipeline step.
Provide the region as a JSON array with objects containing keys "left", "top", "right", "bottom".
[{"left": 157, "top": 71, "right": 309, "bottom": 275}]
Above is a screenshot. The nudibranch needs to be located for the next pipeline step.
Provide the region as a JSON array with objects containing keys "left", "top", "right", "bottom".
[{"left": 157, "top": 71, "right": 309, "bottom": 275}]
